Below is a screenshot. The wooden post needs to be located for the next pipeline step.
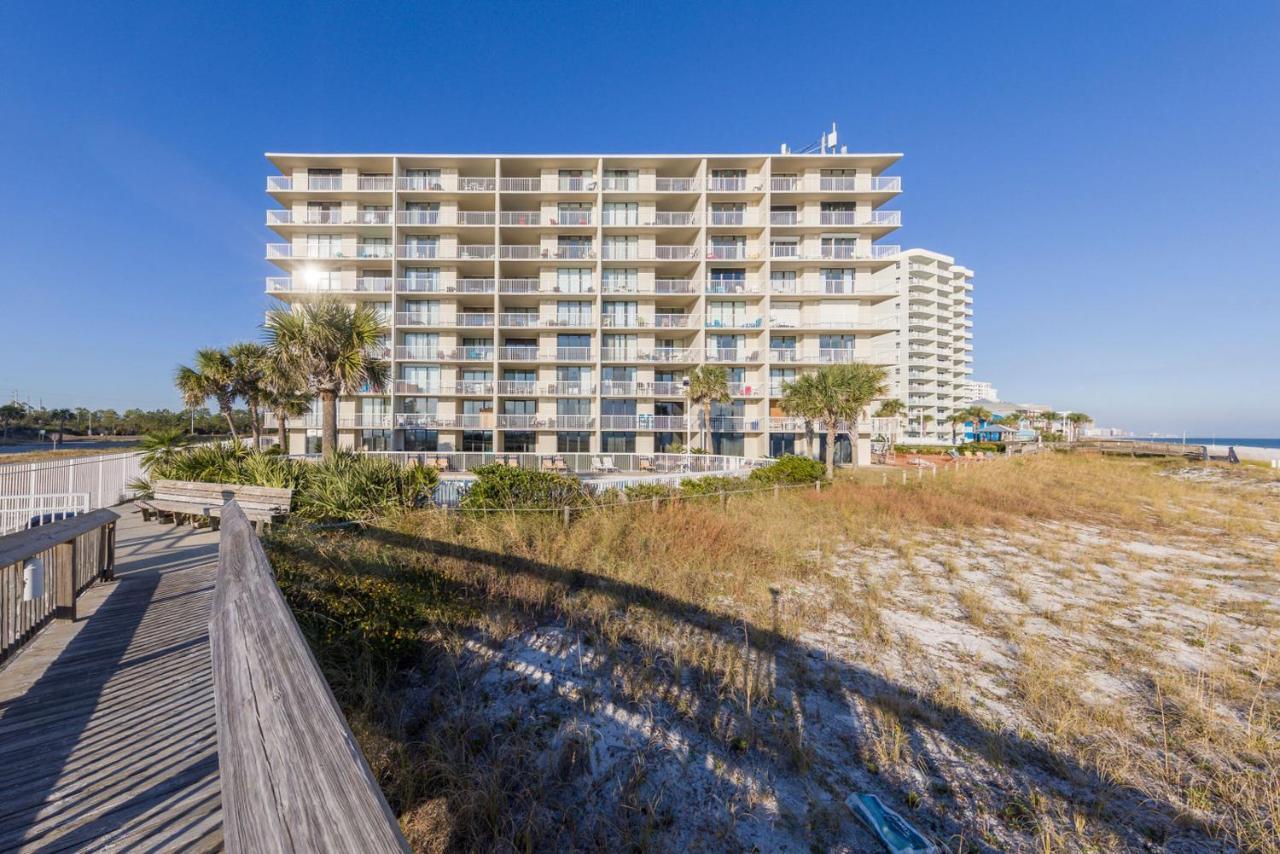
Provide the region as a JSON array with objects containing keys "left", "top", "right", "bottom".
[
  {"left": 720, "top": 491, "right": 728, "bottom": 510},
  {"left": 815, "top": 480, "right": 821, "bottom": 493},
  {"left": 902, "top": 470, "right": 907, "bottom": 485},
  {"left": 562, "top": 506, "right": 571, "bottom": 526},
  {"left": 54, "top": 539, "right": 76, "bottom": 621},
  {"left": 774, "top": 484, "right": 780, "bottom": 499},
  {"left": 651, "top": 496, "right": 659, "bottom": 511},
  {"left": 104, "top": 521, "right": 116, "bottom": 580}
]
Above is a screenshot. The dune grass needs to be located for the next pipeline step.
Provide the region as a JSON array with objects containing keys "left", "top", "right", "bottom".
[{"left": 265, "top": 453, "right": 1280, "bottom": 851}]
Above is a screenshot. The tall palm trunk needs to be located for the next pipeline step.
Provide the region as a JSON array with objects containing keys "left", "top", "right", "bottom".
[
  {"left": 849, "top": 415, "right": 861, "bottom": 468},
  {"left": 702, "top": 400, "right": 711, "bottom": 452},
  {"left": 219, "top": 403, "right": 238, "bottom": 441},
  {"left": 247, "top": 401, "right": 262, "bottom": 449},
  {"left": 824, "top": 419, "right": 836, "bottom": 479},
  {"left": 320, "top": 389, "right": 338, "bottom": 458},
  {"left": 274, "top": 408, "right": 289, "bottom": 454}
]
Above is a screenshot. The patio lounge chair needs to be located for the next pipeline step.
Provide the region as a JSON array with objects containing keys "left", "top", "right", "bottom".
[
  {"left": 540, "top": 458, "right": 555, "bottom": 471},
  {"left": 601, "top": 456, "right": 619, "bottom": 472},
  {"left": 553, "top": 456, "right": 569, "bottom": 473},
  {"left": 638, "top": 457, "right": 656, "bottom": 472}
]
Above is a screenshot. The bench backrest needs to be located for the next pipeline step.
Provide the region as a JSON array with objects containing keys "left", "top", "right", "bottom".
[{"left": 152, "top": 480, "right": 293, "bottom": 513}]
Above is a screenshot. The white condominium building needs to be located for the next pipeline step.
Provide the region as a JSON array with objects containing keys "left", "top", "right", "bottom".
[
  {"left": 960, "top": 379, "right": 997, "bottom": 403},
  {"left": 264, "top": 152, "right": 904, "bottom": 459},
  {"left": 873, "top": 249, "right": 974, "bottom": 442}
]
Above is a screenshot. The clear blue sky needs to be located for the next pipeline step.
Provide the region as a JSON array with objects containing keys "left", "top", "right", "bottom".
[{"left": 1, "top": 1, "right": 1276, "bottom": 435}]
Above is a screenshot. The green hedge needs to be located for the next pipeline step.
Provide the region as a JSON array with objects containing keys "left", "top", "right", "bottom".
[
  {"left": 459, "top": 464, "right": 589, "bottom": 510},
  {"left": 748, "top": 454, "right": 826, "bottom": 485},
  {"left": 679, "top": 475, "right": 748, "bottom": 497}
]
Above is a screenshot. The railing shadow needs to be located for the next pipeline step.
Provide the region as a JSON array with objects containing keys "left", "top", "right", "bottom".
[
  {"left": 351, "top": 523, "right": 1212, "bottom": 851},
  {"left": 0, "top": 522, "right": 220, "bottom": 850}
]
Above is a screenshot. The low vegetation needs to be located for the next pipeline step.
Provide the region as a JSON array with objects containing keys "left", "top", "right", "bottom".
[
  {"left": 137, "top": 443, "right": 437, "bottom": 523},
  {"left": 263, "top": 454, "right": 1280, "bottom": 851}
]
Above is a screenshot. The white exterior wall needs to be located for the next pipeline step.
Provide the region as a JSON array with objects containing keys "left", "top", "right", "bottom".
[{"left": 265, "top": 152, "right": 906, "bottom": 459}]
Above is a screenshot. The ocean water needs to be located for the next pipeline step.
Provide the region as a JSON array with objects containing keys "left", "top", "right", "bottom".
[{"left": 1145, "top": 437, "right": 1280, "bottom": 451}]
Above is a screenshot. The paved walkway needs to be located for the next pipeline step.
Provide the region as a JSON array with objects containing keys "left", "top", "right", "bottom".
[{"left": 0, "top": 508, "right": 222, "bottom": 851}]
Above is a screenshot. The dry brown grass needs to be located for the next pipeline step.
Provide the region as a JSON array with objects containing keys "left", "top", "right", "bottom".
[{"left": 267, "top": 453, "right": 1280, "bottom": 852}]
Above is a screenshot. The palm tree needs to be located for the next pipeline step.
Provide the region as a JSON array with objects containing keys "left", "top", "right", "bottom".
[
  {"left": 686, "top": 365, "right": 731, "bottom": 452},
  {"left": 138, "top": 427, "right": 191, "bottom": 472},
  {"left": 1066, "top": 412, "right": 1091, "bottom": 442},
  {"left": 264, "top": 298, "right": 389, "bottom": 458},
  {"left": 874, "top": 398, "right": 906, "bottom": 440},
  {"left": 48, "top": 408, "right": 75, "bottom": 447},
  {"left": 227, "top": 342, "right": 271, "bottom": 449},
  {"left": 261, "top": 355, "right": 313, "bottom": 454},
  {"left": 176, "top": 349, "right": 239, "bottom": 440},
  {"left": 1039, "top": 410, "right": 1059, "bottom": 436},
  {"left": 946, "top": 411, "right": 968, "bottom": 445},
  {"left": 921, "top": 413, "right": 934, "bottom": 439},
  {"left": 780, "top": 363, "right": 888, "bottom": 477}
]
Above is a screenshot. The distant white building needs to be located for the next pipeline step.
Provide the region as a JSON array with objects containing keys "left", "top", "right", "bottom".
[{"left": 960, "top": 380, "right": 997, "bottom": 402}]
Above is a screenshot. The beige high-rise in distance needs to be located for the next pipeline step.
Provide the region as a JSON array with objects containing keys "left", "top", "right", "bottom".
[{"left": 264, "top": 152, "right": 910, "bottom": 459}]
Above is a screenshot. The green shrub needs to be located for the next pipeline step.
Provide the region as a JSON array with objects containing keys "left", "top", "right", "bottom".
[
  {"left": 960, "top": 441, "right": 1006, "bottom": 454},
  {"left": 460, "top": 463, "right": 588, "bottom": 511},
  {"left": 294, "top": 451, "right": 439, "bottom": 523},
  {"left": 748, "top": 454, "right": 826, "bottom": 485},
  {"left": 893, "top": 443, "right": 955, "bottom": 454},
  {"left": 623, "top": 481, "right": 678, "bottom": 501},
  {"left": 679, "top": 475, "right": 747, "bottom": 497}
]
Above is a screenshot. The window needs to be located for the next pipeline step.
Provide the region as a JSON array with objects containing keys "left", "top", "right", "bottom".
[
  {"left": 602, "top": 202, "right": 639, "bottom": 225},
  {"left": 404, "top": 168, "right": 443, "bottom": 191},
  {"left": 307, "top": 168, "right": 342, "bottom": 191},
  {"left": 403, "top": 429, "right": 438, "bottom": 452},
  {"left": 557, "top": 300, "right": 592, "bottom": 325},
  {"left": 707, "top": 300, "right": 747, "bottom": 328},
  {"left": 771, "top": 301, "right": 800, "bottom": 328},
  {"left": 710, "top": 433, "right": 745, "bottom": 456},
  {"left": 558, "top": 168, "right": 593, "bottom": 191},
  {"left": 821, "top": 268, "right": 854, "bottom": 294},
  {"left": 462, "top": 431, "right": 492, "bottom": 452},
  {"left": 821, "top": 236, "right": 857, "bottom": 260},
  {"left": 359, "top": 430, "right": 392, "bottom": 452},
  {"left": 601, "top": 432, "right": 636, "bottom": 453},
  {"left": 770, "top": 434, "right": 796, "bottom": 457},
  {"left": 502, "top": 432, "right": 536, "bottom": 453},
  {"left": 305, "top": 233, "right": 341, "bottom": 258},
  {"left": 603, "top": 169, "right": 638, "bottom": 191},
  {"left": 604, "top": 235, "right": 638, "bottom": 260},
  {"left": 557, "top": 431, "right": 591, "bottom": 453},
  {"left": 304, "top": 430, "right": 322, "bottom": 455},
  {"left": 602, "top": 268, "right": 638, "bottom": 293},
  {"left": 556, "top": 202, "right": 592, "bottom": 226},
  {"left": 603, "top": 300, "right": 638, "bottom": 326},
  {"left": 556, "top": 267, "right": 592, "bottom": 293}
]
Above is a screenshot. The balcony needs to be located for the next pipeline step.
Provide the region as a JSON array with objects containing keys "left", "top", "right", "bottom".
[
  {"left": 499, "top": 244, "right": 596, "bottom": 260},
  {"left": 455, "top": 313, "right": 496, "bottom": 327},
  {"left": 727, "top": 383, "right": 764, "bottom": 397},
  {"left": 769, "top": 416, "right": 808, "bottom": 432},
  {"left": 545, "top": 382, "right": 594, "bottom": 396},
  {"left": 496, "top": 380, "right": 538, "bottom": 395},
  {"left": 707, "top": 416, "right": 763, "bottom": 432},
  {"left": 397, "top": 176, "right": 496, "bottom": 192},
  {"left": 652, "top": 382, "right": 684, "bottom": 396},
  {"left": 704, "top": 316, "right": 763, "bottom": 329},
  {"left": 654, "top": 177, "right": 701, "bottom": 192},
  {"left": 498, "top": 176, "right": 598, "bottom": 192},
  {"left": 455, "top": 346, "right": 496, "bottom": 362},
  {"left": 705, "top": 278, "right": 765, "bottom": 295},
  {"left": 601, "top": 278, "right": 699, "bottom": 295},
  {"left": 651, "top": 211, "right": 698, "bottom": 226},
  {"left": 704, "top": 244, "right": 759, "bottom": 261},
  {"left": 707, "top": 211, "right": 759, "bottom": 227},
  {"left": 707, "top": 177, "right": 752, "bottom": 192},
  {"left": 496, "top": 414, "right": 544, "bottom": 429},
  {"left": 267, "top": 243, "right": 393, "bottom": 260},
  {"left": 266, "top": 276, "right": 394, "bottom": 294},
  {"left": 267, "top": 175, "right": 395, "bottom": 193},
  {"left": 769, "top": 176, "right": 902, "bottom": 193},
  {"left": 395, "top": 347, "right": 444, "bottom": 360},
  {"left": 456, "top": 380, "right": 495, "bottom": 395},
  {"left": 553, "top": 415, "right": 595, "bottom": 430},
  {"left": 394, "top": 381, "right": 439, "bottom": 395},
  {"left": 341, "top": 414, "right": 393, "bottom": 429},
  {"left": 602, "top": 176, "right": 639, "bottom": 192},
  {"left": 267, "top": 210, "right": 393, "bottom": 226},
  {"left": 704, "top": 348, "right": 762, "bottom": 363},
  {"left": 395, "top": 313, "right": 442, "bottom": 327}
]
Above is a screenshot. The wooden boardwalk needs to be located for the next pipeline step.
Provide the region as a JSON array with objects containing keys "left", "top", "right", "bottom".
[{"left": 0, "top": 508, "right": 222, "bottom": 851}]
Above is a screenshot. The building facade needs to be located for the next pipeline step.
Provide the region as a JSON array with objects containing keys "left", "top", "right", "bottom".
[
  {"left": 264, "top": 153, "right": 905, "bottom": 458},
  {"left": 960, "top": 379, "right": 997, "bottom": 403},
  {"left": 873, "top": 249, "right": 974, "bottom": 443}
]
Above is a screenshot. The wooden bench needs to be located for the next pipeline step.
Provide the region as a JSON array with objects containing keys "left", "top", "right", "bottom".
[{"left": 138, "top": 480, "right": 293, "bottom": 531}]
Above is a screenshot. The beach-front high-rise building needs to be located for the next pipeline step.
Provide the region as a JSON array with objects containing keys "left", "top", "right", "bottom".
[
  {"left": 873, "top": 250, "right": 974, "bottom": 442},
  {"left": 264, "top": 152, "right": 904, "bottom": 459}
]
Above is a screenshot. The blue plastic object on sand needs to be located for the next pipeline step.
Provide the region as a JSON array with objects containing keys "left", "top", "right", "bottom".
[{"left": 846, "top": 793, "right": 938, "bottom": 854}]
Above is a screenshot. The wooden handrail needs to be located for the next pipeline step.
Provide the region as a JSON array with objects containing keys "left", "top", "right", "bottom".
[
  {"left": 0, "top": 508, "right": 118, "bottom": 663},
  {"left": 210, "top": 500, "right": 409, "bottom": 853}
]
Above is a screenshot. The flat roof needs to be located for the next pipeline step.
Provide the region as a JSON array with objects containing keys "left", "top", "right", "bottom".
[{"left": 265, "top": 151, "right": 903, "bottom": 171}]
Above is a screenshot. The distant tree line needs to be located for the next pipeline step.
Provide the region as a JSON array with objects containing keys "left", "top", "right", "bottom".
[{"left": 0, "top": 400, "right": 252, "bottom": 443}]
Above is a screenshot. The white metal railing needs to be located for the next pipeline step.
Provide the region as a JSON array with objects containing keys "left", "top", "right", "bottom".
[
  {"left": 395, "top": 312, "right": 441, "bottom": 326},
  {"left": 727, "top": 383, "right": 763, "bottom": 396},
  {"left": 266, "top": 176, "right": 294, "bottom": 191},
  {"left": 454, "top": 313, "right": 495, "bottom": 327},
  {"left": 655, "top": 245, "right": 699, "bottom": 260},
  {"left": 458, "top": 244, "right": 497, "bottom": 260},
  {"left": 455, "top": 381, "right": 495, "bottom": 395},
  {"left": 457, "top": 211, "right": 496, "bottom": 225},
  {"left": 769, "top": 211, "right": 799, "bottom": 225},
  {"left": 306, "top": 176, "right": 344, "bottom": 191},
  {"left": 705, "top": 278, "right": 765, "bottom": 294},
  {"left": 497, "top": 313, "right": 539, "bottom": 328},
  {"left": 398, "top": 244, "right": 441, "bottom": 259},
  {"left": 770, "top": 243, "right": 800, "bottom": 259},
  {"left": 396, "top": 347, "right": 442, "bottom": 360},
  {"left": 499, "top": 211, "right": 541, "bottom": 226},
  {"left": 394, "top": 381, "right": 438, "bottom": 394},
  {"left": 495, "top": 380, "right": 538, "bottom": 395},
  {"left": 357, "top": 176, "right": 394, "bottom": 191},
  {"left": 546, "top": 382, "right": 594, "bottom": 396},
  {"left": 655, "top": 177, "right": 701, "bottom": 192},
  {"left": 496, "top": 415, "right": 542, "bottom": 429},
  {"left": 650, "top": 347, "right": 699, "bottom": 362},
  {"left": 0, "top": 452, "right": 138, "bottom": 523},
  {"left": 553, "top": 415, "right": 595, "bottom": 429},
  {"left": 707, "top": 177, "right": 749, "bottom": 192},
  {"left": 704, "top": 348, "right": 762, "bottom": 363},
  {"left": 397, "top": 210, "right": 444, "bottom": 226},
  {"left": 602, "top": 177, "right": 639, "bottom": 191},
  {"left": 0, "top": 493, "right": 90, "bottom": 536},
  {"left": 704, "top": 244, "right": 757, "bottom": 261},
  {"left": 704, "top": 315, "right": 763, "bottom": 329},
  {"left": 341, "top": 415, "right": 394, "bottom": 429},
  {"left": 652, "top": 211, "right": 698, "bottom": 226},
  {"left": 652, "top": 382, "right": 683, "bottom": 396}
]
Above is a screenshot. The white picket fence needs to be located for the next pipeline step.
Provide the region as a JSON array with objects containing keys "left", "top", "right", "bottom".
[{"left": 0, "top": 451, "right": 144, "bottom": 534}]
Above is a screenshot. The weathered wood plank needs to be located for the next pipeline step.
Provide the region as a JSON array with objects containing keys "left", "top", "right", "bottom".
[
  {"left": 211, "top": 500, "right": 408, "bottom": 853},
  {"left": 0, "top": 508, "right": 120, "bottom": 568}
]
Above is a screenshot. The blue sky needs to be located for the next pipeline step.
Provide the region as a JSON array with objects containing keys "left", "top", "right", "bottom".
[{"left": 0, "top": 1, "right": 1276, "bottom": 434}]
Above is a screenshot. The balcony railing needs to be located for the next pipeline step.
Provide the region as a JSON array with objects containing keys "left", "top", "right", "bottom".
[
  {"left": 397, "top": 210, "right": 443, "bottom": 226},
  {"left": 456, "top": 381, "right": 495, "bottom": 395},
  {"left": 707, "top": 177, "right": 750, "bottom": 192},
  {"left": 499, "top": 245, "right": 596, "bottom": 260},
  {"left": 397, "top": 176, "right": 497, "bottom": 192},
  {"left": 395, "top": 312, "right": 441, "bottom": 327},
  {"left": 708, "top": 211, "right": 758, "bottom": 226},
  {"left": 655, "top": 177, "right": 700, "bottom": 192},
  {"left": 398, "top": 244, "right": 441, "bottom": 259},
  {"left": 705, "top": 278, "right": 765, "bottom": 295},
  {"left": 704, "top": 316, "right": 763, "bottom": 329},
  {"left": 306, "top": 176, "right": 345, "bottom": 191},
  {"left": 498, "top": 177, "right": 598, "bottom": 192},
  {"left": 601, "top": 176, "right": 639, "bottom": 192},
  {"left": 704, "top": 348, "right": 762, "bottom": 363},
  {"left": 496, "top": 415, "right": 543, "bottom": 429},
  {"left": 341, "top": 414, "right": 393, "bottom": 429},
  {"left": 651, "top": 211, "right": 698, "bottom": 226},
  {"left": 704, "top": 244, "right": 758, "bottom": 261},
  {"left": 545, "top": 382, "right": 594, "bottom": 396},
  {"left": 266, "top": 276, "right": 394, "bottom": 294},
  {"left": 496, "top": 380, "right": 538, "bottom": 395},
  {"left": 727, "top": 383, "right": 763, "bottom": 396},
  {"left": 455, "top": 313, "right": 495, "bottom": 327},
  {"left": 770, "top": 176, "right": 903, "bottom": 193},
  {"left": 394, "top": 381, "right": 439, "bottom": 395},
  {"left": 553, "top": 415, "right": 595, "bottom": 429}
]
